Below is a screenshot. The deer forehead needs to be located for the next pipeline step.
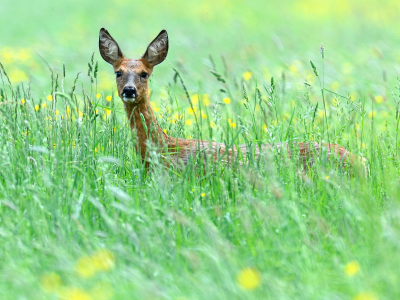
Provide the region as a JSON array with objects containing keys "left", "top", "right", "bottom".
[{"left": 115, "top": 59, "right": 151, "bottom": 73}]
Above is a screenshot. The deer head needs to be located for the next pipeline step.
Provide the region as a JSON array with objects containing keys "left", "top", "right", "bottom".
[{"left": 99, "top": 28, "right": 168, "bottom": 105}]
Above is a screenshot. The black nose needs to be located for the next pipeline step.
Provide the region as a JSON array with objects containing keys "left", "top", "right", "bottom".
[{"left": 122, "top": 86, "right": 137, "bottom": 98}]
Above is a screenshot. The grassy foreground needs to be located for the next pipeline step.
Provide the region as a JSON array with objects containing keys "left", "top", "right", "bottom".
[{"left": 1, "top": 0, "right": 400, "bottom": 299}]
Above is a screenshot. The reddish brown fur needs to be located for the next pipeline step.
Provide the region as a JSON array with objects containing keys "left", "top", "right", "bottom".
[{"left": 99, "top": 28, "right": 364, "bottom": 170}]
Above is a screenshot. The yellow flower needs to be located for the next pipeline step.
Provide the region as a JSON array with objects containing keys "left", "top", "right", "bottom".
[
  {"left": 236, "top": 267, "right": 261, "bottom": 290},
  {"left": 148, "top": 88, "right": 152, "bottom": 96},
  {"left": 115, "top": 90, "right": 119, "bottom": 96},
  {"left": 185, "top": 119, "right": 192, "bottom": 126},
  {"left": 91, "top": 249, "right": 115, "bottom": 272},
  {"left": 202, "top": 94, "right": 210, "bottom": 106},
  {"left": 191, "top": 94, "right": 199, "bottom": 105},
  {"left": 263, "top": 125, "right": 268, "bottom": 131},
  {"left": 326, "top": 176, "right": 329, "bottom": 180},
  {"left": 56, "top": 110, "right": 60, "bottom": 115},
  {"left": 163, "top": 129, "right": 167, "bottom": 133},
  {"left": 243, "top": 71, "right": 253, "bottom": 81},
  {"left": 368, "top": 111, "right": 376, "bottom": 119},
  {"left": 41, "top": 103, "right": 47, "bottom": 109},
  {"left": 78, "top": 111, "right": 83, "bottom": 117},
  {"left": 47, "top": 95, "right": 53, "bottom": 101},
  {"left": 40, "top": 273, "right": 62, "bottom": 293},
  {"left": 201, "top": 112, "right": 207, "bottom": 119},
  {"left": 106, "top": 96, "right": 112, "bottom": 102},
  {"left": 353, "top": 292, "right": 378, "bottom": 300},
  {"left": 35, "top": 105, "right": 39, "bottom": 111},
  {"left": 75, "top": 256, "right": 97, "bottom": 278},
  {"left": 59, "top": 287, "right": 92, "bottom": 300},
  {"left": 96, "top": 93, "right": 101, "bottom": 99},
  {"left": 21, "top": 98, "right": 25, "bottom": 104},
  {"left": 230, "top": 122, "right": 236, "bottom": 128},
  {"left": 151, "top": 101, "right": 160, "bottom": 112},
  {"left": 91, "top": 282, "right": 114, "bottom": 300},
  {"left": 349, "top": 91, "right": 358, "bottom": 101},
  {"left": 201, "top": 193, "right": 205, "bottom": 197},
  {"left": 106, "top": 109, "right": 111, "bottom": 116},
  {"left": 345, "top": 260, "right": 360, "bottom": 277},
  {"left": 330, "top": 81, "right": 340, "bottom": 92},
  {"left": 188, "top": 107, "right": 197, "bottom": 115},
  {"left": 374, "top": 95, "right": 384, "bottom": 104},
  {"left": 210, "top": 121, "right": 216, "bottom": 128},
  {"left": 362, "top": 143, "right": 366, "bottom": 149},
  {"left": 223, "top": 97, "right": 231, "bottom": 104}
]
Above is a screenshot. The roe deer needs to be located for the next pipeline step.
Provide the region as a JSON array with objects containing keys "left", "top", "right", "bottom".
[{"left": 99, "top": 28, "right": 365, "bottom": 171}]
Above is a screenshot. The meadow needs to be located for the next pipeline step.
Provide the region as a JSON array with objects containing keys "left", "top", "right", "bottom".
[{"left": 1, "top": 0, "right": 400, "bottom": 299}]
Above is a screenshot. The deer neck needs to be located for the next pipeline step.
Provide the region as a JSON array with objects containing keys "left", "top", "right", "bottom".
[{"left": 123, "top": 94, "right": 168, "bottom": 160}]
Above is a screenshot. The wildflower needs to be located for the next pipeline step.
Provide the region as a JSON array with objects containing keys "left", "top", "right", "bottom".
[
  {"left": 367, "top": 111, "right": 376, "bottom": 119},
  {"left": 326, "top": 176, "right": 329, "bottom": 180},
  {"left": 91, "top": 282, "right": 114, "bottom": 300},
  {"left": 223, "top": 97, "right": 231, "bottom": 104},
  {"left": 191, "top": 94, "right": 199, "bottom": 105},
  {"left": 288, "top": 64, "right": 299, "bottom": 76},
  {"left": 243, "top": 71, "right": 253, "bottom": 81},
  {"left": 353, "top": 292, "right": 378, "bottom": 300},
  {"left": 230, "top": 122, "right": 236, "bottom": 128},
  {"left": 236, "top": 267, "right": 261, "bottom": 290},
  {"left": 96, "top": 93, "right": 101, "bottom": 99},
  {"left": 263, "top": 125, "right": 268, "bottom": 131},
  {"left": 202, "top": 94, "right": 210, "bottom": 106},
  {"left": 35, "top": 105, "right": 39, "bottom": 111},
  {"left": 201, "top": 193, "right": 205, "bottom": 197},
  {"left": 106, "top": 109, "right": 111, "bottom": 116},
  {"left": 41, "top": 103, "right": 47, "bottom": 109},
  {"left": 163, "top": 129, "right": 167, "bottom": 133},
  {"left": 106, "top": 96, "right": 112, "bottom": 102},
  {"left": 374, "top": 95, "right": 384, "bottom": 104},
  {"left": 345, "top": 260, "right": 360, "bottom": 277},
  {"left": 349, "top": 91, "right": 358, "bottom": 101},
  {"left": 201, "top": 112, "right": 207, "bottom": 119},
  {"left": 210, "top": 121, "right": 216, "bottom": 128},
  {"left": 47, "top": 95, "right": 53, "bottom": 101},
  {"left": 59, "top": 287, "right": 92, "bottom": 300},
  {"left": 185, "top": 119, "right": 192, "bottom": 126},
  {"left": 331, "top": 82, "right": 340, "bottom": 92},
  {"left": 56, "top": 110, "right": 60, "bottom": 115},
  {"left": 21, "top": 98, "right": 25, "bottom": 104},
  {"left": 151, "top": 101, "right": 160, "bottom": 112},
  {"left": 188, "top": 107, "right": 197, "bottom": 115},
  {"left": 91, "top": 249, "right": 115, "bottom": 271},
  {"left": 40, "top": 273, "right": 62, "bottom": 293}
]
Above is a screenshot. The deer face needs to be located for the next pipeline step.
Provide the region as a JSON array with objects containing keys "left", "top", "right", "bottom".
[{"left": 99, "top": 28, "right": 168, "bottom": 104}]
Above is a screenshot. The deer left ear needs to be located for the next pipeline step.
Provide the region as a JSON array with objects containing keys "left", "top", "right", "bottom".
[{"left": 142, "top": 30, "right": 168, "bottom": 67}]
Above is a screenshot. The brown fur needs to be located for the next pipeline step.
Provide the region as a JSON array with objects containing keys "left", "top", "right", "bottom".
[{"left": 99, "top": 28, "right": 364, "bottom": 171}]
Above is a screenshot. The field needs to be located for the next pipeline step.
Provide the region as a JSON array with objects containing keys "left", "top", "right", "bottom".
[{"left": 1, "top": 0, "right": 400, "bottom": 299}]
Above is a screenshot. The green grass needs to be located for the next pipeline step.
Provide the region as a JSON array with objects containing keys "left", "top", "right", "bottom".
[{"left": 1, "top": 0, "right": 400, "bottom": 299}]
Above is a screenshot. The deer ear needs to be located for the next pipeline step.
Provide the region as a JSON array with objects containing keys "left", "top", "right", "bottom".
[
  {"left": 99, "top": 28, "right": 125, "bottom": 65},
  {"left": 142, "top": 30, "right": 168, "bottom": 67}
]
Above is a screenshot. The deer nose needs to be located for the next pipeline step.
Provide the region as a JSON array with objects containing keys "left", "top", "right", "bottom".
[{"left": 122, "top": 86, "right": 138, "bottom": 98}]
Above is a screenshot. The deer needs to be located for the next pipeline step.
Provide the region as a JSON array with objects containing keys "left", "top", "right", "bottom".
[{"left": 99, "top": 28, "right": 366, "bottom": 172}]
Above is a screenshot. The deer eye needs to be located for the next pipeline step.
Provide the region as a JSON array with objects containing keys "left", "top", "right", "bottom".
[
  {"left": 115, "top": 71, "right": 122, "bottom": 78},
  {"left": 141, "top": 72, "right": 148, "bottom": 79}
]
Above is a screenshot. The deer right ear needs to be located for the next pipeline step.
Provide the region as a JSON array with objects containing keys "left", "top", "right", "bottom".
[{"left": 99, "top": 28, "right": 125, "bottom": 66}]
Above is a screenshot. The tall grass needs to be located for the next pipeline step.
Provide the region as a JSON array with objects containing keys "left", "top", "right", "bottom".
[{"left": 0, "top": 45, "right": 400, "bottom": 300}]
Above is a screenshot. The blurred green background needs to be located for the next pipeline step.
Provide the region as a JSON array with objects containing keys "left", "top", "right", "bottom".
[{"left": 2, "top": 0, "right": 400, "bottom": 101}]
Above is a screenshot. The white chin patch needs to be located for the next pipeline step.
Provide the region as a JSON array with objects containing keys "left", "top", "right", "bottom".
[{"left": 122, "top": 97, "right": 136, "bottom": 103}]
